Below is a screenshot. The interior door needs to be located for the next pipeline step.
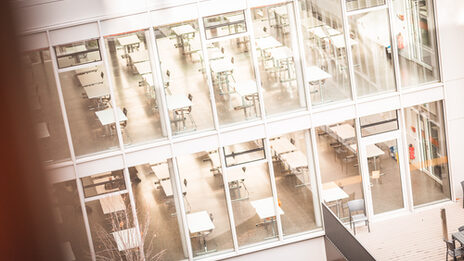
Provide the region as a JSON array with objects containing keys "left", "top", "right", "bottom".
[{"left": 360, "top": 131, "right": 408, "bottom": 216}]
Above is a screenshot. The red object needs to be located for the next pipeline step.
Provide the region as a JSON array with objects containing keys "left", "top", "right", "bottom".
[
  {"left": 397, "top": 33, "right": 405, "bottom": 50},
  {"left": 411, "top": 126, "right": 416, "bottom": 133},
  {"left": 409, "top": 145, "right": 415, "bottom": 160}
]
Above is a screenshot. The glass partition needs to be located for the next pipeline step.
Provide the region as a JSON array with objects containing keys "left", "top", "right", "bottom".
[
  {"left": 209, "top": 35, "right": 261, "bottom": 126},
  {"left": 251, "top": 2, "right": 307, "bottom": 115},
  {"left": 55, "top": 39, "right": 101, "bottom": 69},
  {"left": 20, "top": 49, "right": 70, "bottom": 163},
  {"left": 270, "top": 130, "right": 321, "bottom": 235},
  {"left": 349, "top": 9, "right": 396, "bottom": 97},
  {"left": 223, "top": 139, "right": 265, "bottom": 167},
  {"left": 177, "top": 151, "right": 234, "bottom": 257},
  {"left": 298, "top": 0, "right": 352, "bottom": 106},
  {"left": 392, "top": 0, "right": 439, "bottom": 87},
  {"left": 346, "top": 0, "right": 386, "bottom": 12},
  {"left": 316, "top": 120, "right": 364, "bottom": 221},
  {"left": 404, "top": 101, "right": 450, "bottom": 206},
  {"left": 155, "top": 21, "right": 215, "bottom": 135},
  {"left": 50, "top": 180, "right": 91, "bottom": 260},
  {"left": 204, "top": 11, "right": 247, "bottom": 39},
  {"left": 105, "top": 30, "right": 165, "bottom": 147}
]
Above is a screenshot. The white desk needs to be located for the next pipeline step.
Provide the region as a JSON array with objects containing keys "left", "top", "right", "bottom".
[
  {"left": 160, "top": 179, "right": 187, "bottom": 197},
  {"left": 83, "top": 84, "right": 110, "bottom": 99},
  {"left": 142, "top": 74, "right": 154, "bottom": 86},
  {"left": 117, "top": 35, "right": 140, "bottom": 47},
  {"left": 36, "top": 122, "right": 50, "bottom": 139},
  {"left": 330, "top": 124, "right": 355, "bottom": 141},
  {"left": 93, "top": 175, "right": 120, "bottom": 195},
  {"left": 255, "top": 36, "right": 282, "bottom": 50},
  {"left": 235, "top": 80, "right": 257, "bottom": 97},
  {"left": 250, "top": 197, "right": 284, "bottom": 219},
  {"left": 226, "top": 168, "right": 246, "bottom": 183},
  {"left": 95, "top": 107, "right": 128, "bottom": 126},
  {"left": 77, "top": 71, "right": 103, "bottom": 87},
  {"left": 187, "top": 211, "right": 215, "bottom": 234},
  {"left": 330, "top": 34, "right": 358, "bottom": 49},
  {"left": 151, "top": 162, "right": 170, "bottom": 180},
  {"left": 133, "top": 61, "right": 152, "bottom": 75},
  {"left": 280, "top": 151, "right": 308, "bottom": 170},
  {"left": 268, "top": 46, "right": 293, "bottom": 61},
  {"left": 172, "top": 24, "right": 196, "bottom": 36},
  {"left": 75, "top": 66, "right": 97, "bottom": 75},
  {"left": 166, "top": 94, "right": 192, "bottom": 111},
  {"left": 111, "top": 227, "right": 140, "bottom": 251},
  {"left": 128, "top": 50, "right": 149, "bottom": 64},
  {"left": 309, "top": 25, "right": 341, "bottom": 39},
  {"left": 208, "top": 47, "right": 225, "bottom": 60},
  {"left": 210, "top": 59, "right": 234, "bottom": 74},
  {"left": 322, "top": 182, "right": 349, "bottom": 216},
  {"left": 99, "top": 194, "right": 126, "bottom": 214},
  {"left": 301, "top": 16, "right": 324, "bottom": 30},
  {"left": 350, "top": 143, "right": 385, "bottom": 170},
  {"left": 270, "top": 138, "right": 297, "bottom": 155},
  {"left": 307, "top": 66, "right": 332, "bottom": 102}
]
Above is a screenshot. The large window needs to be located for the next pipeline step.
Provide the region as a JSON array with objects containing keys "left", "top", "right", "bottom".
[
  {"left": 392, "top": 0, "right": 439, "bottom": 87},
  {"left": 21, "top": 49, "right": 70, "bottom": 163},
  {"left": 155, "top": 21, "right": 215, "bottom": 135},
  {"left": 299, "top": 0, "right": 352, "bottom": 106},
  {"left": 252, "top": 3, "right": 307, "bottom": 115},
  {"left": 404, "top": 101, "right": 450, "bottom": 206},
  {"left": 55, "top": 39, "right": 101, "bottom": 69},
  {"left": 105, "top": 30, "right": 165, "bottom": 146}
]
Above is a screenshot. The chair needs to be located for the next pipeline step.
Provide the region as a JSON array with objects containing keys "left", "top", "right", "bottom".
[
  {"left": 459, "top": 226, "right": 464, "bottom": 232},
  {"left": 444, "top": 239, "right": 464, "bottom": 261},
  {"left": 111, "top": 107, "right": 128, "bottom": 133},
  {"left": 341, "top": 192, "right": 356, "bottom": 218},
  {"left": 347, "top": 199, "right": 370, "bottom": 235},
  {"left": 174, "top": 93, "right": 196, "bottom": 130}
]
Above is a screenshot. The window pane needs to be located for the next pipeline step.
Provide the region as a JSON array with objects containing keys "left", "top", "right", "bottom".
[
  {"left": 204, "top": 11, "right": 247, "bottom": 39},
  {"left": 252, "top": 3, "right": 307, "bottom": 114},
  {"left": 105, "top": 30, "right": 165, "bottom": 146},
  {"left": 299, "top": 0, "right": 352, "bottom": 105},
  {"left": 81, "top": 170, "right": 126, "bottom": 198},
  {"left": 177, "top": 152, "right": 234, "bottom": 257},
  {"left": 131, "top": 161, "right": 188, "bottom": 260},
  {"left": 349, "top": 9, "right": 396, "bottom": 97},
  {"left": 59, "top": 63, "right": 120, "bottom": 156},
  {"left": 51, "top": 180, "right": 91, "bottom": 260},
  {"left": 270, "top": 130, "right": 321, "bottom": 235},
  {"left": 223, "top": 139, "right": 265, "bottom": 167},
  {"left": 346, "top": 0, "right": 385, "bottom": 12},
  {"left": 316, "top": 120, "right": 364, "bottom": 221},
  {"left": 21, "top": 49, "right": 70, "bottom": 163},
  {"left": 392, "top": 0, "right": 440, "bottom": 87},
  {"left": 404, "top": 101, "right": 450, "bottom": 206},
  {"left": 360, "top": 110, "right": 398, "bottom": 137},
  {"left": 210, "top": 36, "right": 262, "bottom": 126},
  {"left": 55, "top": 39, "right": 101, "bottom": 69},
  {"left": 155, "top": 21, "right": 215, "bottom": 135}
]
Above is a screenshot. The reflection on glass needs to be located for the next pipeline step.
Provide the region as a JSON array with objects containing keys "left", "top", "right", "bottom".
[
  {"left": 316, "top": 120, "right": 363, "bottom": 221},
  {"left": 59, "top": 63, "right": 120, "bottom": 157},
  {"left": 204, "top": 11, "right": 247, "bottom": 39},
  {"left": 50, "top": 180, "right": 91, "bottom": 260},
  {"left": 132, "top": 161, "right": 188, "bottom": 260},
  {"left": 360, "top": 110, "right": 398, "bottom": 137},
  {"left": 20, "top": 49, "right": 70, "bottom": 163},
  {"left": 86, "top": 193, "right": 140, "bottom": 259},
  {"left": 223, "top": 139, "right": 265, "bottom": 167},
  {"left": 155, "top": 21, "right": 215, "bottom": 135},
  {"left": 349, "top": 9, "right": 396, "bottom": 97},
  {"left": 252, "top": 3, "right": 307, "bottom": 115},
  {"left": 299, "top": 0, "right": 351, "bottom": 105},
  {"left": 367, "top": 139, "right": 404, "bottom": 214},
  {"left": 392, "top": 0, "right": 439, "bottom": 87},
  {"left": 404, "top": 101, "right": 450, "bottom": 206},
  {"left": 346, "top": 0, "right": 385, "bottom": 12},
  {"left": 105, "top": 30, "right": 165, "bottom": 147},
  {"left": 55, "top": 39, "right": 101, "bottom": 69},
  {"left": 270, "top": 130, "right": 321, "bottom": 235},
  {"left": 177, "top": 151, "right": 233, "bottom": 257},
  {"left": 209, "top": 36, "right": 261, "bottom": 126},
  {"left": 81, "top": 170, "right": 126, "bottom": 198}
]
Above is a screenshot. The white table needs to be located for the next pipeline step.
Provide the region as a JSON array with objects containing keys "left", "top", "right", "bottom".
[
  {"left": 133, "top": 61, "right": 152, "bottom": 75},
  {"left": 77, "top": 71, "right": 103, "bottom": 87},
  {"left": 268, "top": 46, "right": 295, "bottom": 82},
  {"left": 309, "top": 25, "right": 341, "bottom": 39},
  {"left": 151, "top": 162, "right": 170, "bottom": 180},
  {"left": 322, "top": 182, "right": 349, "bottom": 216},
  {"left": 99, "top": 194, "right": 126, "bottom": 214},
  {"left": 172, "top": 24, "right": 196, "bottom": 36},
  {"left": 210, "top": 58, "right": 235, "bottom": 95},
  {"left": 36, "top": 122, "right": 50, "bottom": 139},
  {"left": 306, "top": 66, "right": 332, "bottom": 102},
  {"left": 83, "top": 83, "right": 110, "bottom": 99},
  {"left": 95, "top": 107, "right": 128, "bottom": 126},
  {"left": 117, "top": 35, "right": 141, "bottom": 53},
  {"left": 75, "top": 66, "right": 98, "bottom": 75},
  {"left": 160, "top": 179, "right": 187, "bottom": 197},
  {"left": 171, "top": 24, "right": 196, "bottom": 54},
  {"left": 225, "top": 167, "right": 248, "bottom": 200},
  {"left": 186, "top": 211, "right": 215, "bottom": 254},
  {"left": 270, "top": 138, "right": 297, "bottom": 155},
  {"left": 350, "top": 143, "right": 385, "bottom": 170},
  {"left": 330, "top": 34, "right": 358, "bottom": 49},
  {"left": 268, "top": 46, "right": 293, "bottom": 61},
  {"left": 255, "top": 36, "right": 282, "bottom": 50},
  {"left": 111, "top": 227, "right": 140, "bottom": 251},
  {"left": 235, "top": 80, "right": 259, "bottom": 118},
  {"left": 166, "top": 94, "right": 193, "bottom": 131},
  {"left": 251, "top": 197, "right": 284, "bottom": 219},
  {"left": 330, "top": 124, "right": 356, "bottom": 141},
  {"left": 210, "top": 58, "right": 234, "bottom": 74},
  {"left": 208, "top": 47, "right": 225, "bottom": 60},
  {"left": 280, "top": 151, "right": 308, "bottom": 170},
  {"left": 128, "top": 50, "right": 149, "bottom": 64},
  {"left": 93, "top": 175, "right": 120, "bottom": 195}
]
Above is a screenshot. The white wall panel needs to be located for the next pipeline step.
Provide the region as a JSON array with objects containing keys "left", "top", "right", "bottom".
[
  {"left": 198, "top": 0, "right": 246, "bottom": 17},
  {"left": 267, "top": 114, "right": 311, "bottom": 137},
  {"left": 101, "top": 13, "right": 149, "bottom": 36},
  {"left": 444, "top": 79, "right": 464, "bottom": 121},
  {"left": 248, "top": 0, "right": 290, "bottom": 8},
  {"left": 435, "top": 0, "right": 464, "bottom": 82},
  {"left": 47, "top": 164, "right": 75, "bottom": 184},
  {"left": 76, "top": 154, "right": 124, "bottom": 178},
  {"left": 312, "top": 105, "right": 356, "bottom": 127},
  {"left": 172, "top": 134, "right": 219, "bottom": 156},
  {"left": 446, "top": 118, "right": 464, "bottom": 200},
  {"left": 125, "top": 144, "right": 172, "bottom": 167},
  {"left": 49, "top": 23, "right": 99, "bottom": 45},
  {"left": 221, "top": 124, "right": 266, "bottom": 146},
  {"left": 19, "top": 32, "right": 48, "bottom": 52},
  {"left": 357, "top": 95, "right": 401, "bottom": 118},
  {"left": 151, "top": 3, "right": 198, "bottom": 27},
  {"left": 402, "top": 86, "right": 444, "bottom": 109}
]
